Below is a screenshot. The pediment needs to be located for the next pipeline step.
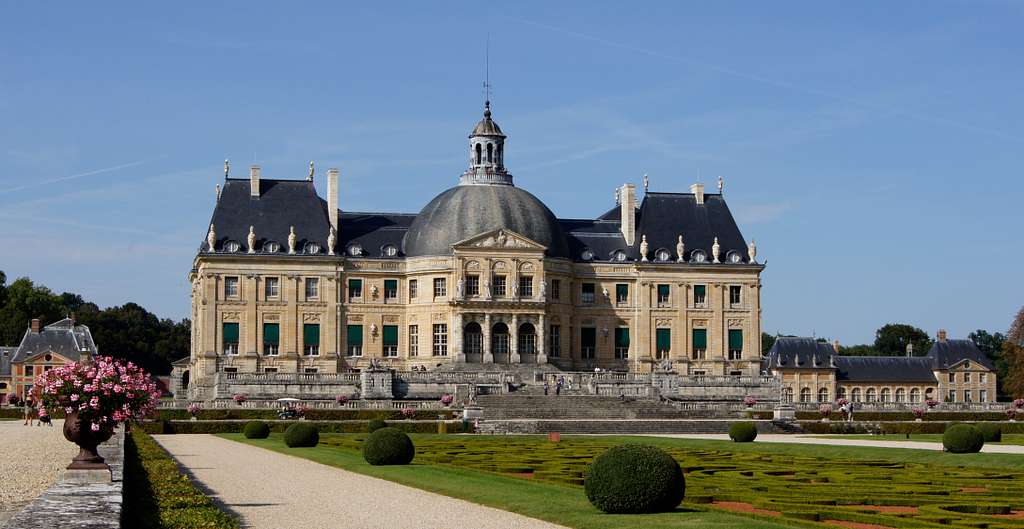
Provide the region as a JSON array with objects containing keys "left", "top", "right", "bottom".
[
  {"left": 21, "top": 349, "right": 74, "bottom": 364},
  {"left": 453, "top": 229, "right": 547, "bottom": 252}
]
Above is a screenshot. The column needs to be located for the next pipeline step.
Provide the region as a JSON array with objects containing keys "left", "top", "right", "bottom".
[
  {"left": 245, "top": 275, "right": 258, "bottom": 357},
  {"left": 510, "top": 313, "right": 520, "bottom": 363},
  {"left": 483, "top": 313, "right": 493, "bottom": 363},
  {"left": 537, "top": 314, "right": 547, "bottom": 364},
  {"left": 454, "top": 312, "right": 465, "bottom": 363}
]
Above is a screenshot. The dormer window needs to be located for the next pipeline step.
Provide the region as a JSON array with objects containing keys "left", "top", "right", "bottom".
[
  {"left": 655, "top": 249, "right": 671, "bottom": 262},
  {"left": 303, "top": 242, "right": 321, "bottom": 254},
  {"left": 612, "top": 250, "right": 627, "bottom": 262},
  {"left": 382, "top": 244, "right": 398, "bottom": 257},
  {"left": 263, "top": 241, "right": 281, "bottom": 253},
  {"left": 726, "top": 250, "right": 743, "bottom": 263},
  {"left": 224, "top": 240, "right": 241, "bottom": 253},
  {"left": 690, "top": 250, "right": 707, "bottom": 263},
  {"left": 580, "top": 249, "right": 594, "bottom": 261},
  {"left": 347, "top": 243, "right": 363, "bottom": 257}
]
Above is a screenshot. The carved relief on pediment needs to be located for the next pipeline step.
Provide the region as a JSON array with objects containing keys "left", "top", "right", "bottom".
[
  {"left": 302, "top": 313, "right": 321, "bottom": 323},
  {"left": 222, "top": 312, "right": 241, "bottom": 322},
  {"left": 453, "top": 229, "right": 547, "bottom": 251}
]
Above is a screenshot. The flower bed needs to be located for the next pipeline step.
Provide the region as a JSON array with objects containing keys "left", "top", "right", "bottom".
[
  {"left": 141, "top": 419, "right": 473, "bottom": 435},
  {"left": 155, "top": 408, "right": 457, "bottom": 421}
]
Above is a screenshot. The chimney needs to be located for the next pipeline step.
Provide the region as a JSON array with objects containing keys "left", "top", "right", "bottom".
[
  {"left": 31, "top": 319, "right": 41, "bottom": 333},
  {"left": 937, "top": 329, "right": 947, "bottom": 343},
  {"left": 250, "top": 166, "right": 261, "bottom": 198},
  {"left": 327, "top": 168, "right": 339, "bottom": 235},
  {"left": 618, "top": 183, "right": 636, "bottom": 246},
  {"left": 832, "top": 339, "right": 840, "bottom": 353},
  {"left": 691, "top": 182, "right": 705, "bottom": 205}
]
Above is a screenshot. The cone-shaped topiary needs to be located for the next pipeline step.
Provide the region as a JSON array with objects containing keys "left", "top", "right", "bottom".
[
  {"left": 943, "top": 424, "right": 984, "bottom": 453},
  {"left": 284, "top": 423, "right": 319, "bottom": 447},
  {"left": 584, "top": 444, "right": 685, "bottom": 513},
  {"left": 363, "top": 427, "right": 415, "bottom": 465},
  {"left": 243, "top": 420, "right": 270, "bottom": 439},
  {"left": 976, "top": 423, "right": 1002, "bottom": 443},
  {"left": 367, "top": 418, "right": 388, "bottom": 433},
  {"left": 729, "top": 422, "right": 758, "bottom": 442}
]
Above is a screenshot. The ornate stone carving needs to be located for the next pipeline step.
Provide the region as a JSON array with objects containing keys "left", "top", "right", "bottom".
[
  {"left": 465, "top": 260, "right": 480, "bottom": 270},
  {"left": 655, "top": 318, "right": 672, "bottom": 327},
  {"left": 288, "top": 226, "right": 297, "bottom": 255},
  {"left": 207, "top": 224, "right": 216, "bottom": 252},
  {"left": 727, "top": 318, "right": 744, "bottom": 327},
  {"left": 748, "top": 239, "right": 757, "bottom": 264},
  {"left": 222, "top": 312, "right": 240, "bottom": 321},
  {"left": 456, "top": 279, "right": 464, "bottom": 299},
  {"left": 520, "top": 262, "right": 534, "bottom": 272},
  {"left": 264, "top": 313, "right": 280, "bottom": 322},
  {"left": 382, "top": 314, "right": 399, "bottom": 323},
  {"left": 247, "top": 226, "right": 256, "bottom": 254},
  {"left": 433, "top": 313, "right": 445, "bottom": 322},
  {"left": 327, "top": 227, "right": 336, "bottom": 256},
  {"left": 348, "top": 314, "right": 364, "bottom": 322},
  {"left": 693, "top": 319, "right": 709, "bottom": 327},
  {"left": 712, "top": 237, "right": 721, "bottom": 263},
  {"left": 539, "top": 280, "right": 547, "bottom": 300},
  {"left": 470, "top": 229, "right": 534, "bottom": 249},
  {"left": 639, "top": 235, "right": 649, "bottom": 262},
  {"left": 676, "top": 235, "right": 685, "bottom": 262},
  {"left": 302, "top": 313, "right": 321, "bottom": 322}
]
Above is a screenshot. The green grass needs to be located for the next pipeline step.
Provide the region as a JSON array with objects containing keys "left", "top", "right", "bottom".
[
  {"left": 812, "top": 433, "right": 1024, "bottom": 446},
  {"left": 221, "top": 433, "right": 795, "bottom": 529}
]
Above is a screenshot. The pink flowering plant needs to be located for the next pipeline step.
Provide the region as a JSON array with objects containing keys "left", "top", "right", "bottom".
[
  {"left": 911, "top": 407, "right": 926, "bottom": 419},
  {"left": 743, "top": 396, "right": 757, "bottom": 407},
  {"left": 440, "top": 393, "right": 454, "bottom": 406},
  {"left": 925, "top": 398, "right": 939, "bottom": 409},
  {"left": 400, "top": 407, "right": 416, "bottom": 419},
  {"left": 335, "top": 394, "right": 349, "bottom": 405},
  {"left": 1014, "top": 399, "right": 1024, "bottom": 409},
  {"left": 835, "top": 398, "right": 849, "bottom": 407},
  {"left": 186, "top": 403, "right": 202, "bottom": 417},
  {"left": 1007, "top": 408, "right": 1018, "bottom": 420},
  {"left": 232, "top": 394, "right": 247, "bottom": 405},
  {"left": 818, "top": 403, "right": 833, "bottom": 419},
  {"left": 35, "top": 357, "right": 160, "bottom": 434}
]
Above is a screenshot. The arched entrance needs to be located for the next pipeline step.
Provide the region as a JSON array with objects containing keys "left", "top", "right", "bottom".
[
  {"left": 464, "top": 322, "right": 482, "bottom": 362},
  {"left": 181, "top": 370, "right": 190, "bottom": 392},
  {"left": 492, "top": 322, "right": 510, "bottom": 364},
  {"left": 518, "top": 322, "right": 536, "bottom": 363}
]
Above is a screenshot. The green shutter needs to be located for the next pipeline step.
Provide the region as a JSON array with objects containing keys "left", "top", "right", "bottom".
[
  {"left": 222, "top": 323, "right": 239, "bottom": 343},
  {"left": 384, "top": 279, "right": 398, "bottom": 291},
  {"left": 383, "top": 325, "right": 398, "bottom": 346},
  {"left": 616, "top": 284, "right": 628, "bottom": 299},
  {"left": 656, "top": 328, "right": 671, "bottom": 352},
  {"left": 694, "top": 285, "right": 706, "bottom": 297},
  {"left": 303, "top": 324, "right": 320, "bottom": 346},
  {"left": 729, "top": 329, "right": 743, "bottom": 350},
  {"left": 348, "top": 279, "right": 362, "bottom": 295},
  {"left": 263, "top": 323, "right": 279, "bottom": 344},
  {"left": 615, "top": 327, "right": 630, "bottom": 347},
  {"left": 581, "top": 327, "right": 596, "bottom": 347},
  {"left": 347, "top": 325, "right": 363, "bottom": 346},
  {"left": 657, "top": 284, "right": 670, "bottom": 298},
  {"left": 692, "top": 329, "right": 707, "bottom": 350}
]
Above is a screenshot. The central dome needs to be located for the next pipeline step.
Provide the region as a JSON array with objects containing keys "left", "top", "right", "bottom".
[{"left": 403, "top": 185, "right": 569, "bottom": 258}]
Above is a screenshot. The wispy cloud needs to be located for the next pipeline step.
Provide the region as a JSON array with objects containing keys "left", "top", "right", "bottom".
[
  {"left": 0, "top": 212, "right": 161, "bottom": 236},
  {"left": 0, "top": 158, "right": 158, "bottom": 194}
]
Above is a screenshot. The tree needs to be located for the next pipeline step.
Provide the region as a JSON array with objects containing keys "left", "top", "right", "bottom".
[
  {"left": 1004, "top": 307, "right": 1024, "bottom": 399},
  {"left": 838, "top": 344, "right": 879, "bottom": 356},
  {"left": 874, "top": 323, "right": 933, "bottom": 357},
  {"left": 761, "top": 333, "right": 776, "bottom": 355}
]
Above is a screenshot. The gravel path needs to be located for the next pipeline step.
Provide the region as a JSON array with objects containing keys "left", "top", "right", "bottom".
[
  {"left": 639, "top": 433, "right": 1024, "bottom": 453},
  {"left": 154, "top": 434, "right": 567, "bottom": 529},
  {"left": 0, "top": 419, "right": 78, "bottom": 526}
]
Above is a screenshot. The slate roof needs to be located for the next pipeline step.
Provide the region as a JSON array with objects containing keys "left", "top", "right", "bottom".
[
  {"left": 763, "top": 338, "right": 837, "bottom": 370},
  {"left": 10, "top": 319, "right": 97, "bottom": 364},
  {"left": 0, "top": 347, "right": 15, "bottom": 377},
  {"left": 206, "top": 179, "right": 332, "bottom": 255},
  {"left": 834, "top": 356, "right": 936, "bottom": 383},
  {"left": 927, "top": 339, "right": 994, "bottom": 370}
]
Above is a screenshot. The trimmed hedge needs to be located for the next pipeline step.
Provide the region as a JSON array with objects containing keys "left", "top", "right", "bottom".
[
  {"left": 284, "top": 423, "right": 320, "bottom": 447},
  {"left": 943, "top": 424, "right": 984, "bottom": 453},
  {"left": 139, "top": 419, "right": 473, "bottom": 435},
  {"left": 157, "top": 408, "right": 455, "bottom": 421},
  {"left": 976, "top": 423, "right": 1002, "bottom": 443},
  {"left": 796, "top": 420, "right": 1024, "bottom": 435},
  {"left": 584, "top": 444, "right": 685, "bottom": 514},
  {"left": 795, "top": 410, "right": 1012, "bottom": 422},
  {"left": 729, "top": 422, "right": 758, "bottom": 442},
  {"left": 122, "top": 430, "right": 238, "bottom": 529},
  {"left": 367, "top": 418, "right": 387, "bottom": 433},
  {"left": 363, "top": 427, "right": 415, "bottom": 465},
  {"left": 243, "top": 421, "right": 270, "bottom": 439}
]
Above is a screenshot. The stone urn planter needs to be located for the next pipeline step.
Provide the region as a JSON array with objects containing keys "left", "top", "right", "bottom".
[
  {"left": 63, "top": 411, "right": 113, "bottom": 470},
  {"left": 915, "top": 418, "right": 923, "bottom": 422}
]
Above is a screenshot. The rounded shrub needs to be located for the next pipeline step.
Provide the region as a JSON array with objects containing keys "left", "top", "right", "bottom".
[
  {"left": 363, "top": 427, "right": 415, "bottom": 465},
  {"left": 367, "top": 418, "right": 388, "bottom": 433},
  {"left": 243, "top": 420, "right": 270, "bottom": 439},
  {"left": 729, "top": 422, "right": 758, "bottom": 443},
  {"left": 943, "top": 424, "right": 984, "bottom": 453},
  {"left": 976, "top": 423, "right": 1002, "bottom": 443},
  {"left": 284, "top": 423, "right": 319, "bottom": 447},
  {"left": 584, "top": 444, "right": 685, "bottom": 514}
]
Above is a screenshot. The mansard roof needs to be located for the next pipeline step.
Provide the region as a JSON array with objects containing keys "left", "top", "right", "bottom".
[
  {"left": 763, "top": 337, "right": 837, "bottom": 370},
  {"left": 0, "top": 347, "right": 15, "bottom": 376},
  {"left": 927, "top": 339, "right": 993, "bottom": 370},
  {"left": 10, "top": 319, "right": 97, "bottom": 365},
  {"left": 833, "top": 356, "right": 937, "bottom": 383}
]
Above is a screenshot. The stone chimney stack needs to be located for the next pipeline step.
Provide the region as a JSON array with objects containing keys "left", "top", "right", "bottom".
[
  {"left": 937, "top": 329, "right": 947, "bottom": 343},
  {"left": 31, "top": 319, "right": 41, "bottom": 333},
  {"left": 327, "top": 168, "right": 339, "bottom": 234},
  {"left": 250, "top": 166, "right": 261, "bottom": 198},
  {"left": 618, "top": 183, "right": 636, "bottom": 246},
  {"left": 691, "top": 182, "right": 705, "bottom": 205},
  {"left": 832, "top": 339, "right": 840, "bottom": 353}
]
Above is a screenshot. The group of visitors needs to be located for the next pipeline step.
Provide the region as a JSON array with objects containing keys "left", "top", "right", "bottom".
[
  {"left": 20, "top": 396, "right": 52, "bottom": 427},
  {"left": 839, "top": 400, "right": 856, "bottom": 422},
  {"left": 543, "top": 375, "right": 572, "bottom": 396}
]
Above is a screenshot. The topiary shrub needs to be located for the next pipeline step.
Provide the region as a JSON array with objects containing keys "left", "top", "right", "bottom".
[
  {"left": 367, "top": 418, "right": 388, "bottom": 433},
  {"left": 363, "top": 427, "right": 415, "bottom": 465},
  {"left": 584, "top": 444, "right": 685, "bottom": 513},
  {"left": 243, "top": 420, "right": 270, "bottom": 439},
  {"left": 284, "top": 423, "right": 319, "bottom": 447},
  {"left": 976, "top": 423, "right": 1002, "bottom": 443},
  {"left": 943, "top": 424, "right": 984, "bottom": 453},
  {"left": 729, "top": 422, "right": 758, "bottom": 443}
]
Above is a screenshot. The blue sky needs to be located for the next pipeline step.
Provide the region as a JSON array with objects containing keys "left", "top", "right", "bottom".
[{"left": 1, "top": 2, "right": 1021, "bottom": 345}]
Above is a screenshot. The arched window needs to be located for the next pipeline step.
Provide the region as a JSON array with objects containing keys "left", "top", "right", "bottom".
[
  {"left": 475, "top": 143, "right": 482, "bottom": 165},
  {"left": 880, "top": 388, "right": 892, "bottom": 403},
  {"left": 836, "top": 387, "right": 847, "bottom": 401},
  {"left": 781, "top": 387, "right": 793, "bottom": 403},
  {"left": 497, "top": 143, "right": 503, "bottom": 164},
  {"left": 518, "top": 323, "right": 536, "bottom": 355},
  {"left": 487, "top": 143, "right": 494, "bottom": 163},
  {"left": 464, "top": 322, "right": 482, "bottom": 356},
  {"left": 866, "top": 388, "right": 877, "bottom": 402},
  {"left": 817, "top": 388, "right": 829, "bottom": 403},
  {"left": 800, "top": 387, "right": 811, "bottom": 403},
  {"left": 910, "top": 388, "right": 922, "bottom": 403},
  {"left": 851, "top": 388, "right": 862, "bottom": 402},
  {"left": 895, "top": 388, "right": 906, "bottom": 403}
]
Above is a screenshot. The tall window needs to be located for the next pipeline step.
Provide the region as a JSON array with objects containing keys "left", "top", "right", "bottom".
[
  {"left": 880, "top": 388, "right": 891, "bottom": 403},
  {"left": 851, "top": 388, "right": 862, "bottom": 402},
  {"left": 729, "top": 285, "right": 742, "bottom": 305},
  {"left": 432, "top": 324, "right": 448, "bottom": 356},
  {"left": 265, "top": 277, "right": 280, "bottom": 299},
  {"left": 948, "top": 372, "right": 955, "bottom": 383},
  {"left": 263, "top": 323, "right": 279, "bottom": 356},
  {"left": 384, "top": 279, "right": 398, "bottom": 301},
  {"left": 348, "top": 279, "right": 362, "bottom": 301},
  {"left": 305, "top": 278, "right": 319, "bottom": 300},
  {"left": 224, "top": 276, "right": 239, "bottom": 298},
  {"left": 693, "top": 284, "right": 706, "bottom": 306},
  {"left": 963, "top": 390, "right": 972, "bottom": 402},
  {"left": 910, "top": 388, "right": 921, "bottom": 403},
  {"left": 551, "top": 279, "right": 561, "bottom": 300},
  {"left": 346, "top": 325, "right": 363, "bottom": 357},
  {"left": 964, "top": 372, "right": 971, "bottom": 383},
  {"left": 433, "top": 278, "right": 446, "bottom": 298},
  {"left": 656, "top": 328, "right": 671, "bottom": 359},
  {"left": 800, "top": 388, "right": 811, "bottom": 403},
  {"left": 466, "top": 275, "right": 479, "bottom": 297},
  {"left": 980, "top": 373, "right": 987, "bottom": 383},
  {"left": 866, "top": 388, "right": 877, "bottom": 402},
  {"left": 409, "top": 325, "right": 418, "bottom": 357},
  {"left": 614, "top": 328, "right": 630, "bottom": 359},
  {"left": 581, "top": 327, "right": 596, "bottom": 359},
  {"left": 303, "top": 324, "right": 320, "bottom": 356},
  {"left": 25, "top": 365, "right": 34, "bottom": 377},
  {"left": 409, "top": 279, "right": 418, "bottom": 299},
  {"left": 549, "top": 325, "right": 561, "bottom": 357},
  {"left": 728, "top": 329, "right": 743, "bottom": 360},
  {"left": 519, "top": 276, "right": 533, "bottom": 297},
  {"left": 980, "top": 389, "right": 988, "bottom": 402},
  {"left": 692, "top": 328, "right": 707, "bottom": 360},
  {"left": 581, "top": 283, "right": 595, "bottom": 304},
  {"left": 382, "top": 325, "right": 398, "bottom": 357},
  {"left": 493, "top": 275, "right": 506, "bottom": 297},
  {"left": 464, "top": 323, "right": 482, "bottom": 354},
  {"left": 518, "top": 324, "right": 536, "bottom": 354},
  {"left": 948, "top": 389, "right": 956, "bottom": 402},
  {"left": 895, "top": 388, "right": 906, "bottom": 402},
  {"left": 615, "top": 284, "right": 628, "bottom": 304},
  {"left": 657, "top": 284, "right": 670, "bottom": 306},
  {"left": 222, "top": 322, "right": 239, "bottom": 355}
]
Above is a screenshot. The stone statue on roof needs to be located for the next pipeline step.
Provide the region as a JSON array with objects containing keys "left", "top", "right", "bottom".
[
  {"left": 712, "top": 237, "right": 721, "bottom": 263},
  {"left": 327, "top": 227, "right": 336, "bottom": 256},
  {"left": 748, "top": 239, "right": 757, "bottom": 264},
  {"left": 247, "top": 226, "right": 256, "bottom": 254},
  {"left": 676, "top": 235, "right": 685, "bottom": 263},
  {"left": 207, "top": 224, "right": 216, "bottom": 252},
  {"left": 288, "top": 226, "right": 297, "bottom": 255},
  {"left": 308, "top": 161, "right": 315, "bottom": 182},
  {"left": 639, "top": 235, "right": 649, "bottom": 262}
]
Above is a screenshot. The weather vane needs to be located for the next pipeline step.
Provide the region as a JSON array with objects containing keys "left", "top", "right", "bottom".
[{"left": 482, "top": 34, "right": 492, "bottom": 106}]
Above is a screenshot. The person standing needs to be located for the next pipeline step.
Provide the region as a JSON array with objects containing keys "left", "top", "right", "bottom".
[
  {"left": 543, "top": 380, "right": 550, "bottom": 396},
  {"left": 23, "top": 396, "right": 36, "bottom": 427}
]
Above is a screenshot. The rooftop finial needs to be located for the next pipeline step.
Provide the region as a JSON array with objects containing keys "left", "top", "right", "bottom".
[
  {"left": 483, "top": 33, "right": 492, "bottom": 114},
  {"left": 308, "top": 161, "right": 315, "bottom": 182},
  {"left": 224, "top": 159, "right": 230, "bottom": 178},
  {"left": 718, "top": 175, "right": 724, "bottom": 194},
  {"left": 642, "top": 173, "right": 649, "bottom": 193}
]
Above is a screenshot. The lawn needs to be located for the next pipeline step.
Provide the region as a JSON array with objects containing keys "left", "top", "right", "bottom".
[
  {"left": 812, "top": 434, "right": 1024, "bottom": 446},
  {"left": 223, "top": 433, "right": 1024, "bottom": 529}
]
